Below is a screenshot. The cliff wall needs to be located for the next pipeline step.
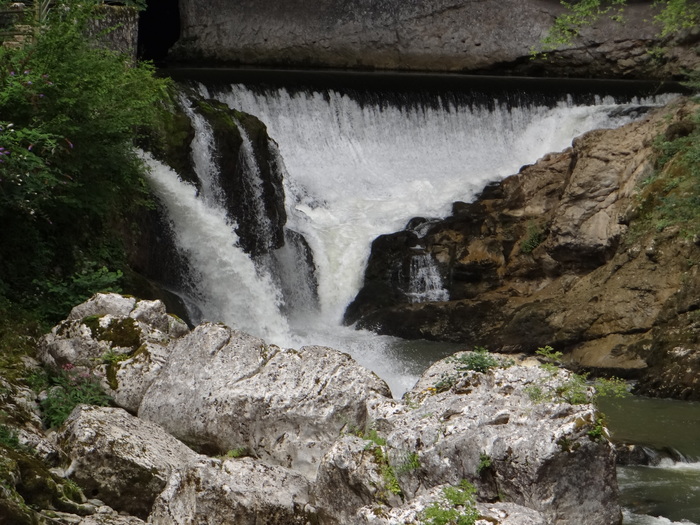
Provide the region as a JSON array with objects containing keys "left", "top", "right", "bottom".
[
  {"left": 345, "top": 98, "right": 700, "bottom": 400},
  {"left": 172, "top": 0, "right": 699, "bottom": 78}
]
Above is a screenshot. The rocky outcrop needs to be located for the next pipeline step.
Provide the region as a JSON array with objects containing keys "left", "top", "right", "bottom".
[
  {"left": 316, "top": 358, "right": 620, "bottom": 523},
  {"left": 190, "top": 99, "right": 288, "bottom": 257},
  {"left": 149, "top": 457, "right": 317, "bottom": 525},
  {"left": 172, "top": 0, "right": 700, "bottom": 78},
  {"left": 345, "top": 98, "right": 700, "bottom": 398},
  {"left": 13, "top": 294, "right": 622, "bottom": 524},
  {"left": 58, "top": 405, "right": 201, "bottom": 519},
  {"left": 137, "top": 324, "right": 392, "bottom": 477}
]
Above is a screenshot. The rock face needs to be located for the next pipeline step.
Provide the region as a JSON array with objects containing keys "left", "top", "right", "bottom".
[
  {"left": 345, "top": 99, "right": 700, "bottom": 398},
  {"left": 58, "top": 405, "right": 201, "bottom": 519},
  {"left": 137, "top": 323, "right": 392, "bottom": 478},
  {"left": 389, "top": 362, "right": 619, "bottom": 525},
  {"left": 172, "top": 0, "right": 700, "bottom": 78},
  {"left": 149, "top": 457, "right": 316, "bottom": 525},
  {"left": 190, "top": 99, "right": 288, "bottom": 257},
  {"left": 24, "top": 294, "right": 622, "bottom": 524}
]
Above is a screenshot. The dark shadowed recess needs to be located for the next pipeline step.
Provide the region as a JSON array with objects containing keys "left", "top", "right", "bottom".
[{"left": 137, "top": 0, "right": 180, "bottom": 63}]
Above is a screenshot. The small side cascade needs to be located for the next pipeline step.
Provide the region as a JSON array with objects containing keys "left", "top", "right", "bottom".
[
  {"left": 179, "top": 94, "right": 227, "bottom": 208},
  {"left": 405, "top": 253, "right": 449, "bottom": 303}
]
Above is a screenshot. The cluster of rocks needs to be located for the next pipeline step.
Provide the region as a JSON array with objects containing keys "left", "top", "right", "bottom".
[
  {"left": 345, "top": 98, "right": 700, "bottom": 400},
  {"left": 2, "top": 293, "right": 621, "bottom": 524}
]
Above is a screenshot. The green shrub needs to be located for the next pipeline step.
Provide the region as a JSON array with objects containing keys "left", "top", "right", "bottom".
[
  {"left": 476, "top": 453, "right": 492, "bottom": 475},
  {"left": 420, "top": 481, "right": 479, "bottom": 525},
  {"left": 397, "top": 451, "right": 421, "bottom": 474},
  {"left": 0, "top": 424, "right": 20, "bottom": 449},
  {"left": 520, "top": 222, "right": 545, "bottom": 254},
  {"left": 456, "top": 346, "right": 500, "bottom": 374},
  {"left": 40, "top": 364, "right": 112, "bottom": 428},
  {"left": 0, "top": 0, "right": 170, "bottom": 322},
  {"left": 527, "top": 346, "right": 629, "bottom": 406},
  {"left": 224, "top": 447, "right": 248, "bottom": 459}
]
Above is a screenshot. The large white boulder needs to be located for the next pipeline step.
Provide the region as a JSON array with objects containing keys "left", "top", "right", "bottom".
[
  {"left": 38, "top": 293, "right": 188, "bottom": 369},
  {"left": 137, "top": 323, "right": 393, "bottom": 478},
  {"left": 58, "top": 405, "right": 201, "bottom": 519},
  {"left": 374, "top": 355, "right": 619, "bottom": 525}
]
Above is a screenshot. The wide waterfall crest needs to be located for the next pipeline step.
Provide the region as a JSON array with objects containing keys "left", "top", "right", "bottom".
[
  {"left": 146, "top": 82, "right": 676, "bottom": 396},
  {"left": 211, "top": 84, "right": 672, "bottom": 323}
]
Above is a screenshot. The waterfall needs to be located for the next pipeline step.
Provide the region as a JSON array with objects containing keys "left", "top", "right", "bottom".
[
  {"left": 141, "top": 152, "right": 293, "bottom": 344},
  {"left": 406, "top": 254, "right": 449, "bottom": 303},
  {"left": 208, "top": 84, "right": 675, "bottom": 324},
  {"left": 146, "top": 80, "right": 677, "bottom": 396}
]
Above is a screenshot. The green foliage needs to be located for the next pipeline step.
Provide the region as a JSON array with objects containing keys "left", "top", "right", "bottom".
[
  {"left": 397, "top": 451, "right": 421, "bottom": 474},
  {"left": 536, "top": 0, "right": 627, "bottom": 52},
  {"left": 367, "top": 445, "right": 403, "bottom": 499},
  {"left": 433, "top": 347, "right": 510, "bottom": 393},
  {"left": 32, "top": 265, "right": 123, "bottom": 323},
  {"left": 455, "top": 346, "right": 500, "bottom": 374},
  {"left": 476, "top": 453, "right": 492, "bottom": 475},
  {"left": 0, "top": 424, "right": 20, "bottom": 449},
  {"left": 363, "top": 428, "right": 387, "bottom": 448},
  {"left": 101, "top": 350, "right": 129, "bottom": 366},
  {"left": 40, "top": 364, "right": 112, "bottom": 428},
  {"left": 224, "top": 447, "right": 248, "bottom": 459},
  {"left": 420, "top": 481, "right": 479, "bottom": 525},
  {"left": 527, "top": 346, "right": 629, "bottom": 406},
  {"left": 0, "top": 298, "right": 42, "bottom": 383},
  {"left": 627, "top": 114, "right": 700, "bottom": 241},
  {"left": 520, "top": 221, "right": 545, "bottom": 254},
  {"left": 534, "top": 0, "right": 700, "bottom": 53},
  {"left": 535, "top": 345, "right": 563, "bottom": 363},
  {"left": 0, "top": 0, "right": 171, "bottom": 323},
  {"left": 587, "top": 416, "right": 607, "bottom": 441}
]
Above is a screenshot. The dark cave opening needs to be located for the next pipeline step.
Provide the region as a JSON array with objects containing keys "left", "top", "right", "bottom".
[{"left": 138, "top": 0, "right": 180, "bottom": 64}]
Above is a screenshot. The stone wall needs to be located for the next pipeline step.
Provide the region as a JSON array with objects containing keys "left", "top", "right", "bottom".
[{"left": 172, "top": 0, "right": 699, "bottom": 78}]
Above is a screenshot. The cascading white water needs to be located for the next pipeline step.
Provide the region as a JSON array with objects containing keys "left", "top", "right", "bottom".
[
  {"left": 142, "top": 152, "right": 292, "bottom": 344},
  {"left": 178, "top": 95, "right": 226, "bottom": 208},
  {"left": 149, "top": 82, "right": 677, "bottom": 396},
  {"left": 234, "top": 118, "right": 278, "bottom": 250},
  {"left": 406, "top": 254, "right": 450, "bottom": 303},
  {"left": 209, "top": 85, "right": 675, "bottom": 325}
]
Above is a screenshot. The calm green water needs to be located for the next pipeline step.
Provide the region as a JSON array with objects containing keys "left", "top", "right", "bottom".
[{"left": 598, "top": 396, "right": 700, "bottom": 524}]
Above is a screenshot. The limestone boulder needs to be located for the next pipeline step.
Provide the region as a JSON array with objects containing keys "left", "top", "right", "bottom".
[
  {"left": 313, "top": 353, "right": 619, "bottom": 525},
  {"left": 313, "top": 435, "right": 403, "bottom": 524},
  {"left": 355, "top": 487, "right": 547, "bottom": 525},
  {"left": 137, "top": 323, "right": 393, "bottom": 478},
  {"left": 393, "top": 362, "right": 619, "bottom": 525},
  {"left": 38, "top": 293, "right": 188, "bottom": 369},
  {"left": 57, "top": 405, "right": 201, "bottom": 519},
  {"left": 149, "top": 457, "right": 316, "bottom": 525},
  {"left": 37, "top": 293, "right": 189, "bottom": 411}
]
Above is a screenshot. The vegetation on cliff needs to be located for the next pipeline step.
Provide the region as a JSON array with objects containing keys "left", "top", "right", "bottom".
[{"left": 539, "top": 0, "right": 700, "bottom": 52}]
